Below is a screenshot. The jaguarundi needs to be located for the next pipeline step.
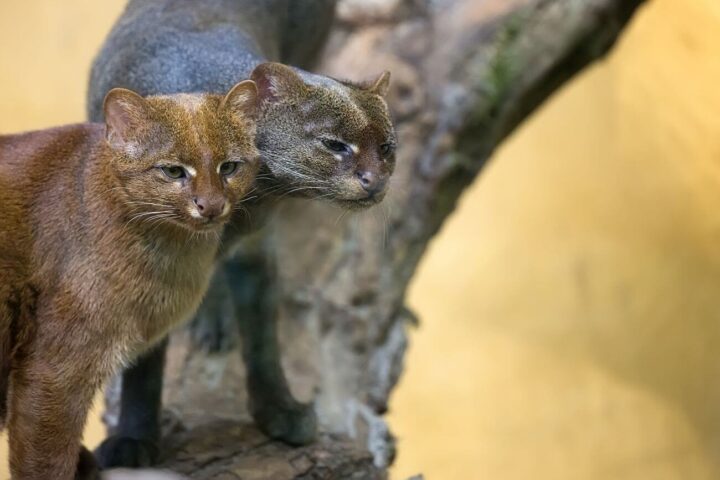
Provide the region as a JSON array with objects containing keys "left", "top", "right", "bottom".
[
  {"left": 88, "top": 0, "right": 397, "bottom": 469},
  {"left": 0, "top": 81, "right": 259, "bottom": 479}
]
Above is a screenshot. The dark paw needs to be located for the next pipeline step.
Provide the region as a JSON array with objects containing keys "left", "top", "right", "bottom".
[
  {"left": 251, "top": 399, "right": 318, "bottom": 446},
  {"left": 75, "top": 446, "right": 100, "bottom": 480},
  {"left": 94, "top": 436, "right": 159, "bottom": 469}
]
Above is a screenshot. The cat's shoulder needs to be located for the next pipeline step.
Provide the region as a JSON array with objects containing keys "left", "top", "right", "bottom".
[{"left": 0, "top": 123, "right": 104, "bottom": 155}]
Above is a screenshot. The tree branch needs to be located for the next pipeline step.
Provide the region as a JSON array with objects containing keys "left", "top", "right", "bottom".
[{"left": 147, "top": 0, "right": 647, "bottom": 477}]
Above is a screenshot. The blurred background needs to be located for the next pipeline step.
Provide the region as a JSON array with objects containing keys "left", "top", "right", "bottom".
[{"left": 1, "top": 0, "right": 720, "bottom": 479}]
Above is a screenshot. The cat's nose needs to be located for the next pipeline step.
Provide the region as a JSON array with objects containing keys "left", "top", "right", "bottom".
[
  {"left": 193, "top": 196, "right": 227, "bottom": 220},
  {"left": 355, "top": 170, "right": 386, "bottom": 196}
]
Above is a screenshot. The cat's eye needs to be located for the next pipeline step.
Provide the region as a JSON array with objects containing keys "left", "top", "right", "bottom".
[
  {"left": 219, "top": 161, "right": 239, "bottom": 176},
  {"left": 380, "top": 143, "right": 395, "bottom": 157},
  {"left": 160, "top": 165, "right": 187, "bottom": 180},
  {"left": 322, "top": 139, "right": 351, "bottom": 155}
]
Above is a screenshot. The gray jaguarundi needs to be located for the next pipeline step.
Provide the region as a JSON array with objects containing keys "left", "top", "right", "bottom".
[{"left": 88, "top": 0, "right": 397, "bottom": 469}]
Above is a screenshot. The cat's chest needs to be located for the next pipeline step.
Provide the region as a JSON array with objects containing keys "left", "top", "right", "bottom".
[
  {"left": 66, "top": 241, "right": 218, "bottom": 347},
  {"left": 123, "top": 253, "right": 216, "bottom": 344}
]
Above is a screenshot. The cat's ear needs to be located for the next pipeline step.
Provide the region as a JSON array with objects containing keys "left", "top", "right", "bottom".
[
  {"left": 251, "top": 62, "right": 306, "bottom": 103},
  {"left": 103, "top": 88, "right": 153, "bottom": 156},
  {"left": 364, "top": 71, "right": 391, "bottom": 97},
  {"left": 219, "top": 80, "right": 258, "bottom": 120}
]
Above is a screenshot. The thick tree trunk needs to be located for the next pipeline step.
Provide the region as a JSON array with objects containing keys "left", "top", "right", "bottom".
[{"left": 120, "top": 0, "right": 647, "bottom": 477}]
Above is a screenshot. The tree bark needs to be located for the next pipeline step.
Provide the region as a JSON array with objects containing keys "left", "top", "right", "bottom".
[{"left": 130, "top": 0, "right": 648, "bottom": 477}]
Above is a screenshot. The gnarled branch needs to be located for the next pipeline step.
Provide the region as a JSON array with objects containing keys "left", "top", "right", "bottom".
[{"left": 140, "top": 0, "right": 647, "bottom": 477}]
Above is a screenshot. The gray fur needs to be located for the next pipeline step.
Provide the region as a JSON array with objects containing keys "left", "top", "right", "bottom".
[
  {"left": 87, "top": 0, "right": 397, "bottom": 468},
  {"left": 88, "top": 0, "right": 336, "bottom": 121},
  {"left": 89, "top": 0, "right": 341, "bottom": 467}
]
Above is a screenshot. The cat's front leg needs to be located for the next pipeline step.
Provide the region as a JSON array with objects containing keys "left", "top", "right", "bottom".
[
  {"left": 225, "top": 254, "right": 318, "bottom": 446},
  {"left": 7, "top": 348, "right": 101, "bottom": 480},
  {"left": 95, "top": 337, "right": 167, "bottom": 469}
]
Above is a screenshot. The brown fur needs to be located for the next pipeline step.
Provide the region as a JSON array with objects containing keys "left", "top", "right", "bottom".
[{"left": 0, "top": 82, "right": 259, "bottom": 479}]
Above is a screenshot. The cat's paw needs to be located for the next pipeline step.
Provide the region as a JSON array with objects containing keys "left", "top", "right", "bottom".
[
  {"left": 251, "top": 399, "right": 318, "bottom": 446},
  {"left": 95, "top": 436, "right": 159, "bottom": 469},
  {"left": 76, "top": 446, "right": 101, "bottom": 480}
]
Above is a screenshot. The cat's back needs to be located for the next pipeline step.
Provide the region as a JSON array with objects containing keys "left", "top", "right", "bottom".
[
  {"left": 0, "top": 126, "right": 90, "bottom": 282},
  {"left": 87, "top": 0, "right": 336, "bottom": 121},
  {"left": 0, "top": 124, "right": 104, "bottom": 254},
  {"left": 0, "top": 124, "right": 102, "bottom": 188},
  {"left": 87, "top": 0, "right": 269, "bottom": 122},
  {"left": 0, "top": 123, "right": 102, "bottom": 161}
]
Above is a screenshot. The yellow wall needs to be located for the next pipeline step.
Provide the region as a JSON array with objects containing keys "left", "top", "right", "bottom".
[
  {"left": 2, "top": 0, "right": 720, "bottom": 479},
  {"left": 391, "top": 0, "right": 720, "bottom": 478}
]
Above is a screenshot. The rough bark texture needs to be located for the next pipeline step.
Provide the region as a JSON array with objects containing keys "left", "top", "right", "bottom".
[{"left": 121, "top": 0, "right": 647, "bottom": 477}]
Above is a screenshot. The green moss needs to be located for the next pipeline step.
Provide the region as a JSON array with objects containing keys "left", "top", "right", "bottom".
[{"left": 486, "top": 12, "right": 524, "bottom": 103}]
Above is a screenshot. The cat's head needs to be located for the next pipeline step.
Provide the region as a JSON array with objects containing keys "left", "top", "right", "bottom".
[
  {"left": 103, "top": 81, "right": 260, "bottom": 233},
  {"left": 251, "top": 62, "right": 396, "bottom": 210}
]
